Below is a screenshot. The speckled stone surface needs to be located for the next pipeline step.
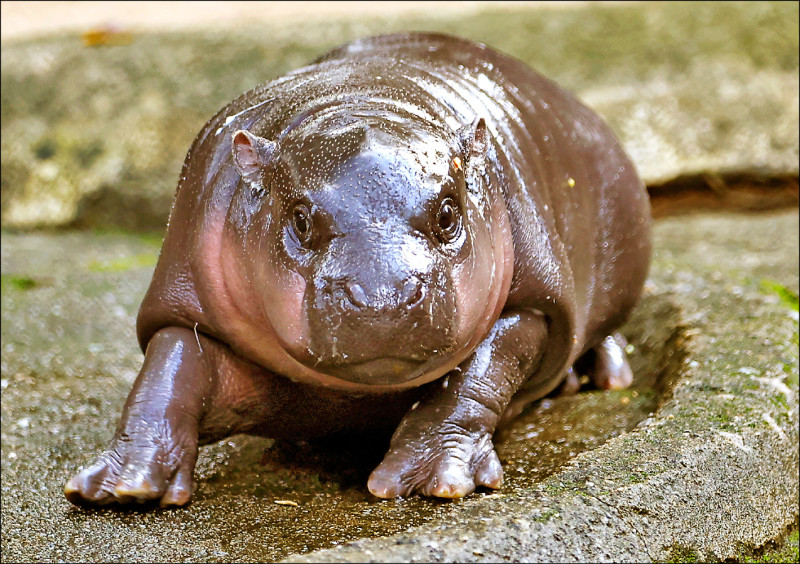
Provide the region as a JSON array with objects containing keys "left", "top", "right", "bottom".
[{"left": 1, "top": 210, "right": 797, "bottom": 562}]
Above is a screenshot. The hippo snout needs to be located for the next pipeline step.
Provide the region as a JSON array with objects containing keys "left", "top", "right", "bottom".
[
  {"left": 333, "top": 275, "right": 425, "bottom": 312},
  {"left": 306, "top": 265, "right": 457, "bottom": 385}
]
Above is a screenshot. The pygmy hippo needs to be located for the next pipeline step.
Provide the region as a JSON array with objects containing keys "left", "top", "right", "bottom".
[{"left": 65, "top": 32, "right": 650, "bottom": 506}]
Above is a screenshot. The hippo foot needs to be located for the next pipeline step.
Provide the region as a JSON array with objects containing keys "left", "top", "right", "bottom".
[
  {"left": 64, "top": 421, "right": 198, "bottom": 508},
  {"left": 367, "top": 426, "right": 503, "bottom": 499},
  {"left": 589, "top": 333, "right": 633, "bottom": 390},
  {"left": 555, "top": 367, "right": 582, "bottom": 396},
  {"left": 557, "top": 333, "right": 633, "bottom": 395}
]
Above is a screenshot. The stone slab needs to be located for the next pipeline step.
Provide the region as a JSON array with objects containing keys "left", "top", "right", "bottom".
[{"left": 1, "top": 210, "right": 797, "bottom": 562}]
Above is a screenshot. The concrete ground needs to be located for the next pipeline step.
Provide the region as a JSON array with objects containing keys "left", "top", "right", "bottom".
[{"left": 1, "top": 211, "right": 797, "bottom": 562}]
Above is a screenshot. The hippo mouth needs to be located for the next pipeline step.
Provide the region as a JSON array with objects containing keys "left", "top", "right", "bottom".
[{"left": 315, "top": 356, "right": 429, "bottom": 385}]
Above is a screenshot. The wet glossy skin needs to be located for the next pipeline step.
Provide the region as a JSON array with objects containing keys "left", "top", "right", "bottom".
[{"left": 65, "top": 32, "right": 650, "bottom": 506}]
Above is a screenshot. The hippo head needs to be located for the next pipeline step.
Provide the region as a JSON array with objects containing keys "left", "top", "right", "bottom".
[{"left": 224, "top": 107, "right": 511, "bottom": 388}]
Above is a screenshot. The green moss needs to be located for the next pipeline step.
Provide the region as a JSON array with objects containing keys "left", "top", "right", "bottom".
[
  {"left": 87, "top": 253, "right": 158, "bottom": 273},
  {"left": 786, "top": 360, "right": 799, "bottom": 390},
  {"left": 532, "top": 509, "right": 558, "bottom": 523},
  {"left": 769, "top": 393, "right": 790, "bottom": 412},
  {"left": 760, "top": 279, "right": 800, "bottom": 312},
  {"left": 0, "top": 274, "right": 38, "bottom": 291},
  {"left": 741, "top": 527, "right": 800, "bottom": 563},
  {"left": 623, "top": 471, "right": 649, "bottom": 484},
  {"left": 89, "top": 227, "right": 164, "bottom": 247},
  {"left": 542, "top": 482, "right": 573, "bottom": 496},
  {"left": 667, "top": 545, "right": 701, "bottom": 563}
]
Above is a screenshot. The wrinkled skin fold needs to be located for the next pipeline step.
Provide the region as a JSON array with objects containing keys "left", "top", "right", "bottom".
[{"left": 65, "top": 32, "right": 651, "bottom": 506}]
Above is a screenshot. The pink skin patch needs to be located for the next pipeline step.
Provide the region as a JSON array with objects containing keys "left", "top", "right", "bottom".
[
  {"left": 452, "top": 196, "right": 514, "bottom": 356},
  {"left": 256, "top": 261, "right": 309, "bottom": 359}
]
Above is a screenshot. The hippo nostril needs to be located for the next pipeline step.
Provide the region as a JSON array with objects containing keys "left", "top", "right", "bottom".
[
  {"left": 344, "top": 281, "right": 369, "bottom": 309},
  {"left": 337, "top": 277, "right": 424, "bottom": 310},
  {"left": 400, "top": 277, "right": 425, "bottom": 308}
]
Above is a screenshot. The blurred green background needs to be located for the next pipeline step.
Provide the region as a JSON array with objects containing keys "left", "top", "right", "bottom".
[{"left": 2, "top": 0, "right": 797, "bottom": 231}]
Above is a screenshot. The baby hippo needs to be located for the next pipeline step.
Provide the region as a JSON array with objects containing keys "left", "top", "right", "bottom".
[{"left": 65, "top": 32, "right": 650, "bottom": 507}]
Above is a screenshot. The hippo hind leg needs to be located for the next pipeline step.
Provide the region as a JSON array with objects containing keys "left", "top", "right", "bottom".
[{"left": 499, "top": 332, "right": 633, "bottom": 427}]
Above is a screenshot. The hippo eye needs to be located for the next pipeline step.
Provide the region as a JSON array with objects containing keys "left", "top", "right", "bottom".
[
  {"left": 291, "top": 204, "right": 313, "bottom": 246},
  {"left": 435, "top": 196, "right": 462, "bottom": 244}
]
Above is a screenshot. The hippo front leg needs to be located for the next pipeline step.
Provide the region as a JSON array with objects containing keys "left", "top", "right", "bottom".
[
  {"left": 368, "top": 310, "right": 549, "bottom": 499},
  {"left": 64, "top": 327, "right": 266, "bottom": 507}
]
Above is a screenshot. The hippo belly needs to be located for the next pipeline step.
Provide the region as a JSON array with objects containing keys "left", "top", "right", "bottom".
[{"left": 65, "top": 32, "right": 650, "bottom": 506}]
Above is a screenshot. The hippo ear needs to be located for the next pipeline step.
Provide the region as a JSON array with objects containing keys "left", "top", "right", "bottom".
[
  {"left": 232, "top": 130, "right": 276, "bottom": 188},
  {"left": 458, "top": 118, "right": 488, "bottom": 171}
]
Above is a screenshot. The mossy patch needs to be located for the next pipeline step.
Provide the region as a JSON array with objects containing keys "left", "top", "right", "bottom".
[
  {"left": 785, "top": 358, "right": 799, "bottom": 390},
  {"left": 532, "top": 509, "right": 558, "bottom": 523},
  {"left": 0, "top": 274, "right": 39, "bottom": 291},
  {"left": 87, "top": 253, "right": 158, "bottom": 273},
  {"left": 740, "top": 527, "right": 800, "bottom": 563},
  {"left": 760, "top": 279, "right": 800, "bottom": 312},
  {"left": 667, "top": 545, "right": 701, "bottom": 563},
  {"left": 89, "top": 227, "right": 164, "bottom": 247}
]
